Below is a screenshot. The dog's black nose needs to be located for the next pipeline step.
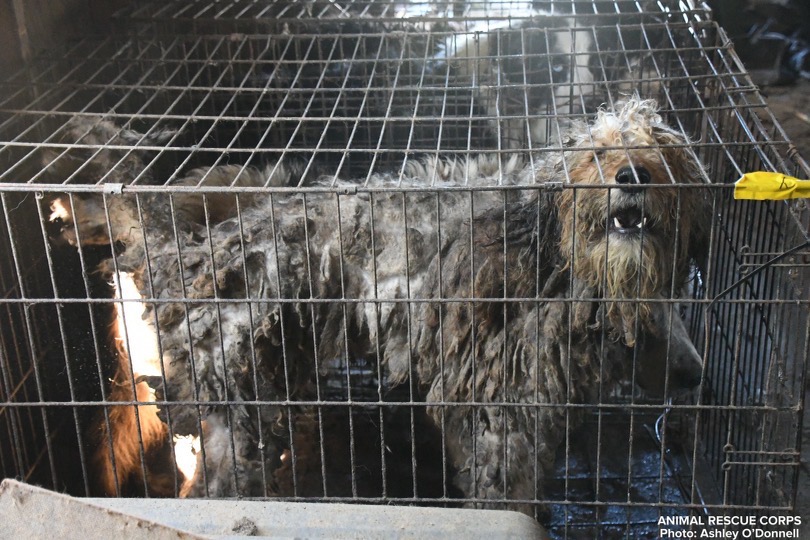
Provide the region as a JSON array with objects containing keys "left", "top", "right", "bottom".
[{"left": 615, "top": 166, "right": 651, "bottom": 193}]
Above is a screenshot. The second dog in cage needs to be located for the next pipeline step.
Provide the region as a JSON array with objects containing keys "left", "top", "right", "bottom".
[{"left": 47, "top": 96, "right": 708, "bottom": 515}]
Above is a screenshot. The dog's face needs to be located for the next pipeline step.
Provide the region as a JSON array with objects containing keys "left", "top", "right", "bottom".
[
  {"left": 49, "top": 194, "right": 143, "bottom": 248},
  {"left": 49, "top": 195, "right": 106, "bottom": 247},
  {"left": 43, "top": 118, "right": 175, "bottom": 248},
  {"left": 558, "top": 97, "right": 707, "bottom": 347}
]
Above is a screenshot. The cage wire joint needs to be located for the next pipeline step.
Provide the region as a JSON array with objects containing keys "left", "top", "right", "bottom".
[{"left": 103, "top": 183, "right": 125, "bottom": 195}]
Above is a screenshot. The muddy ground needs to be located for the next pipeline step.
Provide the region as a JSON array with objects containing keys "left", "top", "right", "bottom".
[{"left": 757, "top": 81, "right": 810, "bottom": 151}]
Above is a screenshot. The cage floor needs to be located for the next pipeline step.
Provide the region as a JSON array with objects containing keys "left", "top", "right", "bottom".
[
  {"left": 320, "top": 357, "right": 710, "bottom": 535},
  {"left": 546, "top": 412, "right": 701, "bottom": 539}
]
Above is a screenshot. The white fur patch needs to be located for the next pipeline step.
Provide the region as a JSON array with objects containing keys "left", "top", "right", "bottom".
[
  {"left": 113, "top": 272, "right": 160, "bottom": 377},
  {"left": 49, "top": 197, "right": 70, "bottom": 222}
]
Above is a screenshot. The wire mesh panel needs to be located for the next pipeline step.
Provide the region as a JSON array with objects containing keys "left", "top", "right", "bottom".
[{"left": 0, "top": 1, "right": 808, "bottom": 538}]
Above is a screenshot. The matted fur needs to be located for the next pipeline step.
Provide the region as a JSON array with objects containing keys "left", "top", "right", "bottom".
[
  {"left": 556, "top": 98, "right": 709, "bottom": 345},
  {"left": 48, "top": 97, "right": 709, "bottom": 513}
]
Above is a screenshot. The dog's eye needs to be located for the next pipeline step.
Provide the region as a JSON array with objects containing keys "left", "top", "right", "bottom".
[{"left": 593, "top": 148, "right": 605, "bottom": 161}]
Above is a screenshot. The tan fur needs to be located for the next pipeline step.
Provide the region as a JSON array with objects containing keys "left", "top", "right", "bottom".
[
  {"left": 92, "top": 329, "right": 171, "bottom": 496},
  {"left": 556, "top": 96, "right": 707, "bottom": 343},
  {"left": 87, "top": 165, "right": 284, "bottom": 496}
]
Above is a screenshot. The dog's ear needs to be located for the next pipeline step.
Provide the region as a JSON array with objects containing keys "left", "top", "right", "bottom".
[
  {"left": 685, "top": 189, "right": 712, "bottom": 279},
  {"left": 41, "top": 117, "right": 175, "bottom": 185},
  {"left": 561, "top": 119, "right": 588, "bottom": 148},
  {"left": 634, "top": 300, "right": 703, "bottom": 395},
  {"left": 653, "top": 124, "right": 712, "bottom": 280}
]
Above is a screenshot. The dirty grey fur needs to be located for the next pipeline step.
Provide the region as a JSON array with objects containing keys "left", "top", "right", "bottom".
[{"left": 48, "top": 102, "right": 708, "bottom": 513}]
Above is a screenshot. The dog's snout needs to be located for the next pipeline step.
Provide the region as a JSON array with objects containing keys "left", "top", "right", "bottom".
[{"left": 615, "top": 166, "right": 651, "bottom": 192}]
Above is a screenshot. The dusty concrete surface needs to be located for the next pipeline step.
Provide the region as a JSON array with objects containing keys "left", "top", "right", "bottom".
[{"left": 0, "top": 479, "right": 548, "bottom": 540}]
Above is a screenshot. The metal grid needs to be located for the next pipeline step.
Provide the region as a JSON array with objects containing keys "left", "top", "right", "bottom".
[
  {"left": 113, "top": 0, "right": 711, "bottom": 33},
  {"left": 0, "top": 1, "right": 808, "bottom": 538}
]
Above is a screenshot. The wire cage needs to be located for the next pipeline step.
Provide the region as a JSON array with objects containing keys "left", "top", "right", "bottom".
[{"left": 0, "top": 0, "right": 808, "bottom": 538}]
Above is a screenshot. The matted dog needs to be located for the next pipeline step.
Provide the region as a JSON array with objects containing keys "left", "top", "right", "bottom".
[{"left": 48, "top": 96, "right": 708, "bottom": 514}]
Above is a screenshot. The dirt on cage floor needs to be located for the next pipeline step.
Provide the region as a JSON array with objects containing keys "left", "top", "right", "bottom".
[{"left": 753, "top": 78, "right": 810, "bottom": 534}]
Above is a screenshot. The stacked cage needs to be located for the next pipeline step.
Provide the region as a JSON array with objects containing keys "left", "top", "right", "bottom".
[{"left": 0, "top": 1, "right": 808, "bottom": 538}]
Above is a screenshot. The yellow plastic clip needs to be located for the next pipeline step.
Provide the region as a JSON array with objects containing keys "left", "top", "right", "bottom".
[{"left": 734, "top": 172, "right": 810, "bottom": 200}]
